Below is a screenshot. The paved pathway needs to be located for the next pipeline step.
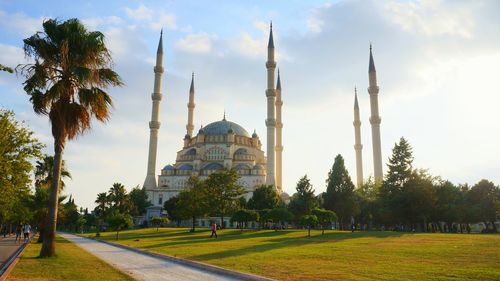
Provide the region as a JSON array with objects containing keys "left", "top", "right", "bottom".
[
  {"left": 59, "top": 233, "right": 241, "bottom": 281},
  {"left": 0, "top": 236, "right": 24, "bottom": 268}
]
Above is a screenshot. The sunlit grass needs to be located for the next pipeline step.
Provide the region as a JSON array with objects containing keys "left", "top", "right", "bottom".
[
  {"left": 9, "top": 236, "right": 134, "bottom": 281},
  {"left": 87, "top": 228, "right": 500, "bottom": 281}
]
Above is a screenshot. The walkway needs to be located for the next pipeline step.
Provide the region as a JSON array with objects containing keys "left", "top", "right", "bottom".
[
  {"left": 59, "top": 233, "right": 241, "bottom": 281},
  {"left": 0, "top": 236, "right": 24, "bottom": 268}
]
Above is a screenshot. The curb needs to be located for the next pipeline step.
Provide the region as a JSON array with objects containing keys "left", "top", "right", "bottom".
[{"left": 77, "top": 234, "right": 275, "bottom": 281}]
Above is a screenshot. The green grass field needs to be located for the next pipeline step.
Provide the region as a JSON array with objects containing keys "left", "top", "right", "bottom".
[
  {"left": 9, "top": 236, "right": 134, "bottom": 281},
  {"left": 87, "top": 228, "right": 500, "bottom": 281}
]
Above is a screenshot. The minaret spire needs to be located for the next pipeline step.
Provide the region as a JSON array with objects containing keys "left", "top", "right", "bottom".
[
  {"left": 275, "top": 69, "right": 283, "bottom": 193},
  {"left": 368, "top": 44, "right": 383, "bottom": 182},
  {"left": 265, "top": 22, "right": 276, "bottom": 188},
  {"left": 144, "top": 30, "right": 164, "bottom": 191},
  {"left": 353, "top": 87, "right": 363, "bottom": 187},
  {"left": 186, "top": 72, "right": 195, "bottom": 136}
]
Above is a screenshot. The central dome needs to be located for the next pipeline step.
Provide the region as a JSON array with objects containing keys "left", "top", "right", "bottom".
[{"left": 203, "top": 119, "right": 250, "bottom": 137}]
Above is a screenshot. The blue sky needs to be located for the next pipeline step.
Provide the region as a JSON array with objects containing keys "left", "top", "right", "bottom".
[{"left": 1, "top": 0, "right": 499, "bottom": 209}]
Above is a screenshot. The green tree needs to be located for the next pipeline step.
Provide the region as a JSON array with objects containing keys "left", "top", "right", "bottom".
[
  {"left": 108, "top": 183, "right": 130, "bottom": 213},
  {"left": 267, "top": 208, "right": 294, "bottom": 230},
  {"left": 230, "top": 209, "right": 259, "bottom": 231},
  {"left": 175, "top": 176, "right": 208, "bottom": 232},
  {"left": 150, "top": 216, "right": 168, "bottom": 231},
  {"left": 312, "top": 208, "right": 337, "bottom": 234},
  {"left": 379, "top": 137, "right": 414, "bottom": 225},
  {"left": 163, "top": 196, "right": 182, "bottom": 226},
  {"left": 399, "top": 170, "right": 436, "bottom": 231},
  {"left": 323, "top": 154, "right": 358, "bottom": 230},
  {"left": 0, "top": 109, "right": 43, "bottom": 228},
  {"left": 247, "top": 185, "right": 281, "bottom": 210},
  {"left": 107, "top": 212, "right": 133, "bottom": 240},
  {"left": 204, "top": 169, "right": 245, "bottom": 228},
  {"left": 467, "top": 179, "right": 499, "bottom": 232},
  {"left": 355, "top": 177, "right": 379, "bottom": 230},
  {"left": 129, "top": 186, "right": 151, "bottom": 216},
  {"left": 300, "top": 215, "right": 319, "bottom": 237},
  {"left": 20, "top": 18, "right": 123, "bottom": 257},
  {"left": 33, "top": 154, "right": 71, "bottom": 241},
  {"left": 0, "top": 63, "right": 13, "bottom": 73},
  {"left": 288, "top": 175, "right": 318, "bottom": 221}
]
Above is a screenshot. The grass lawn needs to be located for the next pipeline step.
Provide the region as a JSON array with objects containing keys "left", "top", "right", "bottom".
[
  {"left": 9, "top": 236, "right": 134, "bottom": 281},
  {"left": 87, "top": 228, "right": 500, "bottom": 281}
]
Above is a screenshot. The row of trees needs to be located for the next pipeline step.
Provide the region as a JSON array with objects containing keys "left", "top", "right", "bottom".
[
  {"left": 162, "top": 137, "right": 498, "bottom": 234},
  {"left": 319, "top": 138, "right": 500, "bottom": 232}
]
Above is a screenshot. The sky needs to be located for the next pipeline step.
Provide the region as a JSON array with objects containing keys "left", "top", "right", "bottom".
[{"left": 1, "top": 0, "right": 499, "bottom": 210}]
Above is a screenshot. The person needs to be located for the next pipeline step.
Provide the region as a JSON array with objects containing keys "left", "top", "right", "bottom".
[
  {"left": 23, "top": 223, "right": 31, "bottom": 242},
  {"left": 209, "top": 222, "right": 218, "bottom": 238},
  {"left": 350, "top": 216, "right": 355, "bottom": 232},
  {"left": 15, "top": 224, "right": 22, "bottom": 244}
]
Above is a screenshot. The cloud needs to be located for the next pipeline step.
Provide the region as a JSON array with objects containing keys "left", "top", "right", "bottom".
[
  {"left": 123, "top": 4, "right": 176, "bottom": 31},
  {"left": 175, "top": 33, "right": 214, "bottom": 54},
  {"left": 384, "top": 0, "right": 476, "bottom": 38},
  {"left": 82, "top": 16, "right": 124, "bottom": 30},
  {"left": 0, "top": 10, "right": 43, "bottom": 37},
  {"left": 305, "top": 3, "right": 332, "bottom": 33},
  {"left": 124, "top": 4, "right": 153, "bottom": 21}
]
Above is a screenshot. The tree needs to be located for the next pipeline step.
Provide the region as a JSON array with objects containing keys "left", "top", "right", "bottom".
[
  {"left": 175, "top": 176, "right": 208, "bottom": 232},
  {"left": 0, "top": 109, "right": 43, "bottom": 229},
  {"left": 163, "top": 196, "right": 182, "bottom": 226},
  {"left": 33, "top": 154, "right": 71, "bottom": 241},
  {"left": 379, "top": 137, "right": 414, "bottom": 225},
  {"left": 355, "top": 177, "right": 379, "bottom": 230},
  {"left": 129, "top": 186, "right": 151, "bottom": 216},
  {"left": 0, "top": 63, "right": 13, "bottom": 73},
  {"left": 151, "top": 216, "right": 168, "bottom": 231},
  {"left": 323, "top": 154, "right": 358, "bottom": 230},
  {"left": 20, "top": 18, "right": 123, "bottom": 257},
  {"left": 312, "top": 208, "right": 337, "bottom": 234},
  {"left": 230, "top": 209, "right": 259, "bottom": 231},
  {"left": 300, "top": 215, "right": 318, "bottom": 237},
  {"left": 467, "top": 179, "right": 499, "bottom": 232},
  {"left": 35, "top": 155, "right": 72, "bottom": 190},
  {"left": 288, "top": 175, "right": 318, "bottom": 221},
  {"left": 267, "top": 208, "right": 294, "bottom": 230},
  {"left": 108, "top": 183, "right": 130, "bottom": 213},
  {"left": 247, "top": 185, "right": 281, "bottom": 210},
  {"left": 204, "top": 169, "right": 245, "bottom": 228},
  {"left": 107, "top": 212, "right": 133, "bottom": 240}
]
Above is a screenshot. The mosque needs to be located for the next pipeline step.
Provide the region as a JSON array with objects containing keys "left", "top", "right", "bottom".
[
  {"left": 142, "top": 24, "right": 384, "bottom": 220},
  {"left": 143, "top": 25, "right": 284, "bottom": 219}
]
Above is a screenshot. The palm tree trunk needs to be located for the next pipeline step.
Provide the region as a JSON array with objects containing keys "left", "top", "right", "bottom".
[{"left": 40, "top": 140, "right": 64, "bottom": 257}]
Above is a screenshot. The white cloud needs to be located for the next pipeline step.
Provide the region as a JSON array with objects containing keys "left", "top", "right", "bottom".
[
  {"left": 0, "top": 10, "right": 43, "bottom": 37},
  {"left": 384, "top": 0, "right": 476, "bottom": 38},
  {"left": 124, "top": 5, "right": 176, "bottom": 31},
  {"left": 124, "top": 4, "right": 153, "bottom": 21},
  {"left": 82, "top": 16, "right": 124, "bottom": 30},
  {"left": 0, "top": 44, "right": 26, "bottom": 66},
  {"left": 175, "top": 33, "right": 213, "bottom": 54}
]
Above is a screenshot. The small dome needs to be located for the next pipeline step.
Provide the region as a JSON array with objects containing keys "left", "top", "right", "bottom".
[
  {"left": 184, "top": 134, "right": 190, "bottom": 139},
  {"left": 162, "top": 164, "right": 175, "bottom": 171},
  {"left": 178, "top": 164, "right": 193, "bottom": 171},
  {"left": 203, "top": 162, "right": 224, "bottom": 170},
  {"left": 198, "top": 126, "right": 205, "bottom": 134},
  {"left": 253, "top": 164, "right": 265, "bottom": 170},
  {"left": 252, "top": 130, "right": 258, "bottom": 138}
]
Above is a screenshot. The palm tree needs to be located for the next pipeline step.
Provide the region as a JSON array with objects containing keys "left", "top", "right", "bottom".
[
  {"left": 33, "top": 155, "right": 71, "bottom": 243},
  {"left": 19, "top": 18, "right": 123, "bottom": 257},
  {"left": 108, "top": 183, "right": 129, "bottom": 213},
  {"left": 35, "top": 155, "right": 72, "bottom": 190}
]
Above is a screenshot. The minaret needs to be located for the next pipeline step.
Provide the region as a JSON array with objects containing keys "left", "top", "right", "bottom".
[
  {"left": 186, "top": 72, "right": 195, "bottom": 137},
  {"left": 265, "top": 22, "right": 276, "bottom": 187},
  {"left": 368, "top": 44, "right": 383, "bottom": 182},
  {"left": 143, "top": 30, "right": 164, "bottom": 190},
  {"left": 353, "top": 87, "right": 363, "bottom": 187},
  {"left": 275, "top": 70, "right": 283, "bottom": 192}
]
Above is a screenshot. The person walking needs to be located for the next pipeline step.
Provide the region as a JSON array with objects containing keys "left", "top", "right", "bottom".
[
  {"left": 23, "top": 223, "right": 31, "bottom": 243},
  {"left": 209, "top": 222, "right": 218, "bottom": 238},
  {"left": 15, "top": 223, "right": 22, "bottom": 244},
  {"left": 350, "top": 216, "right": 355, "bottom": 233}
]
